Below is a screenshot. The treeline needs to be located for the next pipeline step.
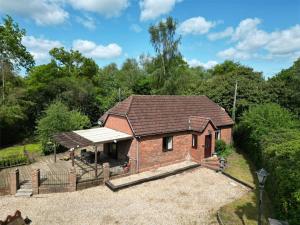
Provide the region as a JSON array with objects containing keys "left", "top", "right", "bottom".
[{"left": 0, "top": 15, "right": 299, "bottom": 147}]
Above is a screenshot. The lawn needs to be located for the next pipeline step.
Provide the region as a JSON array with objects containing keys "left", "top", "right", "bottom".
[
  {"left": 218, "top": 150, "right": 274, "bottom": 225},
  {"left": 0, "top": 143, "right": 42, "bottom": 158}
]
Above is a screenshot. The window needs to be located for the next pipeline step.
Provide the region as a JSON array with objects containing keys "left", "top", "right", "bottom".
[
  {"left": 163, "top": 136, "right": 173, "bottom": 151},
  {"left": 215, "top": 129, "right": 221, "bottom": 140},
  {"left": 192, "top": 134, "right": 197, "bottom": 148}
]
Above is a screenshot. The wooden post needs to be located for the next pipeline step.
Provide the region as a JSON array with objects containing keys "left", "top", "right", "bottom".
[
  {"left": 103, "top": 163, "right": 110, "bottom": 183},
  {"left": 70, "top": 149, "right": 75, "bottom": 167},
  {"left": 94, "top": 145, "right": 98, "bottom": 178},
  {"left": 232, "top": 80, "right": 238, "bottom": 122}
]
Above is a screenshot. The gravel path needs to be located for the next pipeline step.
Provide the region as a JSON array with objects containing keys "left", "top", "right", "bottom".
[{"left": 0, "top": 168, "right": 248, "bottom": 225}]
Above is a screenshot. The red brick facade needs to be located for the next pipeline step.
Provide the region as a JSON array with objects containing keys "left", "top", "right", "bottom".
[
  {"left": 103, "top": 115, "right": 232, "bottom": 173},
  {"left": 219, "top": 126, "right": 232, "bottom": 144}
]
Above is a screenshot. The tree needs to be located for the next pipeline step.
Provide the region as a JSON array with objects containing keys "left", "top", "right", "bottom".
[
  {"left": 195, "top": 61, "right": 269, "bottom": 120},
  {"left": 148, "top": 17, "right": 183, "bottom": 90},
  {"left": 36, "top": 101, "right": 90, "bottom": 153},
  {"left": 267, "top": 58, "right": 300, "bottom": 117},
  {"left": 0, "top": 15, "right": 34, "bottom": 101}
]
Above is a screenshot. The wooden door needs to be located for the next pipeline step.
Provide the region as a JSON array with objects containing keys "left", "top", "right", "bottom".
[{"left": 204, "top": 134, "right": 212, "bottom": 158}]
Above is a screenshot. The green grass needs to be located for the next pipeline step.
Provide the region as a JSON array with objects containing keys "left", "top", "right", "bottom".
[
  {"left": 219, "top": 150, "right": 274, "bottom": 225},
  {"left": 0, "top": 143, "right": 42, "bottom": 158}
]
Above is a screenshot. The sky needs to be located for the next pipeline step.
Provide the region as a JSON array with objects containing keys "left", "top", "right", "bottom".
[{"left": 0, "top": 0, "right": 300, "bottom": 78}]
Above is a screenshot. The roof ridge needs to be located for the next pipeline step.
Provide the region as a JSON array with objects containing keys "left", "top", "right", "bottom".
[{"left": 126, "top": 95, "right": 134, "bottom": 115}]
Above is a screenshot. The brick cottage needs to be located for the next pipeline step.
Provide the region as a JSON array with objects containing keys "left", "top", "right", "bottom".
[{"left": 100, "top": 95, "right": 234, "bottom": 173}]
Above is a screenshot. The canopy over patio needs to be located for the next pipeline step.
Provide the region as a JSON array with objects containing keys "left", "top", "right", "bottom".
[{"left": 53, "top": 127, "right": 133, "bottom": 149}]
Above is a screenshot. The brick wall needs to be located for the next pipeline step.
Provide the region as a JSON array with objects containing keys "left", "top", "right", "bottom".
[
  {"left": 138, "top": 133, "right": 190, "bottom": 172},
  {"left": 104, "top": 115, "right": 133, "bottom": 135},
  {"left": 220, "top": 126, "right": 232, "bottom": 144}
]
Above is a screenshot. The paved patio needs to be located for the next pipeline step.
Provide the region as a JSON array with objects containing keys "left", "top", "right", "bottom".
[{"left": 0, "top": 168, "right": 249, "bottom": 225}]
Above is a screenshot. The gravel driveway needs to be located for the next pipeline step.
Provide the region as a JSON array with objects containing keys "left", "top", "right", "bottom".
[{"left": 0, "top": 168, "right": 248, "bottom": 225}]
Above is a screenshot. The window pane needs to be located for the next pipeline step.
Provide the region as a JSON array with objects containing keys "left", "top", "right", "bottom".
[{"left": 167, "top": 137, "right": 172, "bottom": 149}]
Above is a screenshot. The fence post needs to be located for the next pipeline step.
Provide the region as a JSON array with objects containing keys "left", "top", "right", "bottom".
[
  {"left": 31, "top": 169, "right": 40, "bottom": 195},
  {"left": 103, "top": 163, "right": 110, "bottom": 183},
  {"left": 10, "top": 169, "right": 19, "bottom": 195},
  {"left": 129, "top": 158, "right": 137, "bottom": 174},
  {"left": 68, "top": 168, "right": 77, "bottom": 192}
]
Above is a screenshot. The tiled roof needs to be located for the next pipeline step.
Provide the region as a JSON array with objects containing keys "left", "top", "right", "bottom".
[
  {"left": 101, "top": 95, "right": 234, "bottom": 136},
  {"left": 189, "top": 116, "right": 216, "bottom": 132}
]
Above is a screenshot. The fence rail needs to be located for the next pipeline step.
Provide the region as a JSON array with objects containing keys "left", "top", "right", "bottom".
[{"left": 40, "top": 171, "right": 69, "bottom": 186}]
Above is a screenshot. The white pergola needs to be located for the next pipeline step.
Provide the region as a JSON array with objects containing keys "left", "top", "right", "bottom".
[{"left": 53, "top": 127, "right": 133, "bottom": 176}]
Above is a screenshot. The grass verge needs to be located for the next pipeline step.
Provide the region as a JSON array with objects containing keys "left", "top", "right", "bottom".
[{"left": 218, "top": 150, "right": 273, "bottom": 225}]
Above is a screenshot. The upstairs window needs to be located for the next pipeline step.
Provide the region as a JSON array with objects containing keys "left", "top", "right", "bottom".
[
  {"left": 192, "top": 134, "right": 197, "bottom": 148},
  {"left": 163, "top": 136, "right": 173, "bottom": 151}
]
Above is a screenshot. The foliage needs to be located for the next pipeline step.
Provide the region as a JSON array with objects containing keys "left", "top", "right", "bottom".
[
  {"left": 36, "top": 101, "right": 90, "bottom": 154},
  {"left": 215, "top": 139, "right": 226, "bottom": 153},
  {"left": 234, "top": 103, "right": 300, "bottom": 224},
  {"left": 0, "top": 15, "right": 34, "bottom": 71},
  {"left": 267, "top": 58, "right": 300, "bottom": 118}
]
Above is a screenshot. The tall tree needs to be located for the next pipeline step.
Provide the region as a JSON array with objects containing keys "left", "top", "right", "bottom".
[
  {"left": 148, "top": 17, "right": 183, "bottom": 90},
  {"left": 0, "top": 15, "right": 34, "bottom": 101}
]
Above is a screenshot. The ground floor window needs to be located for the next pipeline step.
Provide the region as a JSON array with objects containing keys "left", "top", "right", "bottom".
[
  {"left": 215, "top": 129, "right": 221, "bottom": 140},
  {"left": 192, "top": 134, "right": 197, "bottom": 148},
  {"left": 163, "top": 136, "right": 173, "bottom": 151}
]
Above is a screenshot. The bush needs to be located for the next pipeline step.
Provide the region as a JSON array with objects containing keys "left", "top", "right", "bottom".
[
  {"left": 36, "top": 101, "right": 91, "bottom": 154},
  {"left": 215, "top": 140, "right": 226, "bottom": 153},
  {"left": 234, "top": 103, "right": 300, "bottom": 224}
]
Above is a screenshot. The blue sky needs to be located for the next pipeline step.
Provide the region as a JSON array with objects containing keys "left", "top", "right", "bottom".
[{"left": 1, "top": 0, "right": 300, "bottom": 78}]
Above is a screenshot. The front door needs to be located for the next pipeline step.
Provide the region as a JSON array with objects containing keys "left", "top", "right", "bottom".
[{"left": 204, "top": 134, "right": 212, "bottom": 158}]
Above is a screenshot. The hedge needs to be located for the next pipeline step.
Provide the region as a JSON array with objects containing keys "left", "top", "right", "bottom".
[{"left": 234, "top": 103, "right": 300, "bottom": 225}]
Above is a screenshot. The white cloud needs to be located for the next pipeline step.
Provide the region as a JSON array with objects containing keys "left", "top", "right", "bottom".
[
  {"left": 76, "top": 15, "right": 96, "bottom": 30},
  {"left": 22, "top": 36, "right": 63, "bottom": 62},
  {"left": 68, "top": 0, "right": 129, "bottom": 17},
  {"left": 217, "top": 48, "right": 251, "bottom": 60},
  {"left": 139, "top": 0, "right": 181, "bottom": 21},
  {"left": 0, "top": 0, "right": 68, "bottom": 25},
  {"left": 178, "top": 17, "right": 216, "bottom": 35},
  {"left": 185, "top": 58, "right": 218, "bottom": 69},
  {"left": 216, "top": 18, "right": 300, "bottom": 60},
  {"left": 208, "top": 27, "right": 234, "bottom": 41},
  {"left": 72, "top": 40, "right": 122, "bottom": 59},
  {"left": 130, "top": 24, "right": 142, "bottom": 33},
  {"left": 266, "top": 25, "right": 300, "bottom": 55}
]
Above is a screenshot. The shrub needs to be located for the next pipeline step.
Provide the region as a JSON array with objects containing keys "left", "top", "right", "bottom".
[
  {"left": 215, "top": 140, "right": 226, "bottom": 153},
  {"left": 234, "top": 103, "right": 300, "bottom": 224},
  {"left": 36, "top": 101, "right": 91, "bottom": 154}
]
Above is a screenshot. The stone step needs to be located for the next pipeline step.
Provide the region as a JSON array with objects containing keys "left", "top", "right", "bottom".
[
  {"left": 15, "top": 192, "right": 32, "bottom": 197},
  {"left": 17, "top": 188, "right": 33, "bottom": 193},
  {"left": 202, "top": 162, "right": 220, "bottom": 167},
  {"left": 20, "top": 184, "right": 32, "bottom": 189},
  {"left": 202, "top": 158, "right": 219, "bottom": 163},
  {"left": 201, "top": 164, "right": 220, "bottom": 171}
]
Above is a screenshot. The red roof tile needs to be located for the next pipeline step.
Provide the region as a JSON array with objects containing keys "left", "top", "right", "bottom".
[{"left": 101, "top": 95, "right": 234, "bottom": 136}]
